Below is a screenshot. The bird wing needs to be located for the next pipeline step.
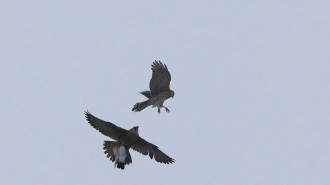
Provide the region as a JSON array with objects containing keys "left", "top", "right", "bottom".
[
  {"left": 84, "top": 110, "right": 128, "bottom": 141},
  {"left": 149, "top": 60, "right": 171, "bottom": 95},
  {"left": 131, "top": 137, "right": 175, "bottom": 164},
  {"left": 139, "top": 90, "right": 152, "bottom": 99}
]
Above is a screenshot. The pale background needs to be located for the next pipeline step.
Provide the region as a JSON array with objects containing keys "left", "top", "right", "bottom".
[{"left": 1, "top": 1, "right": 329, "bottom": 185}]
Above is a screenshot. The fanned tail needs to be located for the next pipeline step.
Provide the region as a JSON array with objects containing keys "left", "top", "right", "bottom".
[
  {"left": 132, "top": 100, "right": 150, "bottom": 112},
  {"left": 103, "top": 141, "right": 132, "bottom": 170}
]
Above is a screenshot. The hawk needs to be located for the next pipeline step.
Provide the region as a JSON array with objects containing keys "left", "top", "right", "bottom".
[
  {"left": 84, "top": 111, "right": 175, "bottom": 170},
  {"left": 132, "top": 60, "right": 175, "bottom": 114}
]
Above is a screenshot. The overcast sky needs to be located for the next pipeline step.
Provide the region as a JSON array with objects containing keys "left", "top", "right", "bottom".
[{"left": 1, "top": 1, "right": 330, "bottom": 185}]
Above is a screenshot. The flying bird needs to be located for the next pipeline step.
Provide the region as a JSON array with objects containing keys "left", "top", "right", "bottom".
[
  {"left": 84, "top": 110, "right": 175, "bottom": 170},
  {"left": 132, "top": 60, "right": 175, "bottom": 114}
]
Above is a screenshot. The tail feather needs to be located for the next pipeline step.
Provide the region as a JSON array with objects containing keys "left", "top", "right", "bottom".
[
  {"left": 103, "top": 141, "right": 118, "bottom": 162},
  {"left": 132, "top": 100, "right": 151, "bottom": 112},
  {"left": 103, "top": 141, "right": 132, "bottom": 169}
]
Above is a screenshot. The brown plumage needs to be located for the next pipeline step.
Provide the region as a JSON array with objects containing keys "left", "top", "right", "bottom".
[
  {"left": 84, "top": 110, "right": 175, "bottom": 169},
  {"left": 132, "top": 60, "right": 175, "bottom": 114}
]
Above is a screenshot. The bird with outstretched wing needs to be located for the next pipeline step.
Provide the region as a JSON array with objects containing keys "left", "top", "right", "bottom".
[
  {"left": 132, "top": 60, "right": 175, "bottom": 114},
  {"left": 84, "top": 110, "right": 175, "bottom": 170}
]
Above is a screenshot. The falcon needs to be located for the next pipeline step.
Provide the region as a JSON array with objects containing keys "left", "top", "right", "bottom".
[
  {"left": 132, "top": 60, "right": 175, "bottom": 114},
  {"left": 84, "top": 110, "right": 175, "bottom": 170}
]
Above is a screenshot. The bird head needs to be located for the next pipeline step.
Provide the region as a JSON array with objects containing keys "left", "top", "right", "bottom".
[
  {"left": 170, "top": 90, "right": 175, "bottom": 98},
  {"left": 130, "top": 126, "right": 139, "bottom": 134}
]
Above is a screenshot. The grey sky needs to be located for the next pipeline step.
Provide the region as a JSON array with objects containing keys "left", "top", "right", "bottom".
[{"left": 1, "top": 1, "right": 329, "bottom": 185}]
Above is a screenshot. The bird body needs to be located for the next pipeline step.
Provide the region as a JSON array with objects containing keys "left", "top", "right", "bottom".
[{"left": 133, "top": 90, "right": 174, "bottom": 113}]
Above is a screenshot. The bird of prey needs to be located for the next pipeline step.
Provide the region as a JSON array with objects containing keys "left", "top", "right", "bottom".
[
  {"left": 132, "top": 60, "right": 175, "bottom": 114},
  {"left": 84, "top": 110, "right": 175, "bottom": 170}
]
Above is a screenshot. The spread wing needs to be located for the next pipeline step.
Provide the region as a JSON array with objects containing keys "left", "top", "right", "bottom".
[
  {"left": 139, "top": 90, "right": 152, "bottom": 99},
  {"left": 149, "top": 60, "right": 171, "bottom": 95},
  {"left": 84, "top": 110, "right": 128, "bottom": 141},
  {"left": 131, "top": 137, "right": 175, "bottom": 164}
]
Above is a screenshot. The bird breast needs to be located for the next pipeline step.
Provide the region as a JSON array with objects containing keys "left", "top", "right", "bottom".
[
  {"left": 151, "top": 94, "right": 169, "bottom": 106},
  {"left": 119, "top": 132, "right": 139, "bottom": 148}
]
